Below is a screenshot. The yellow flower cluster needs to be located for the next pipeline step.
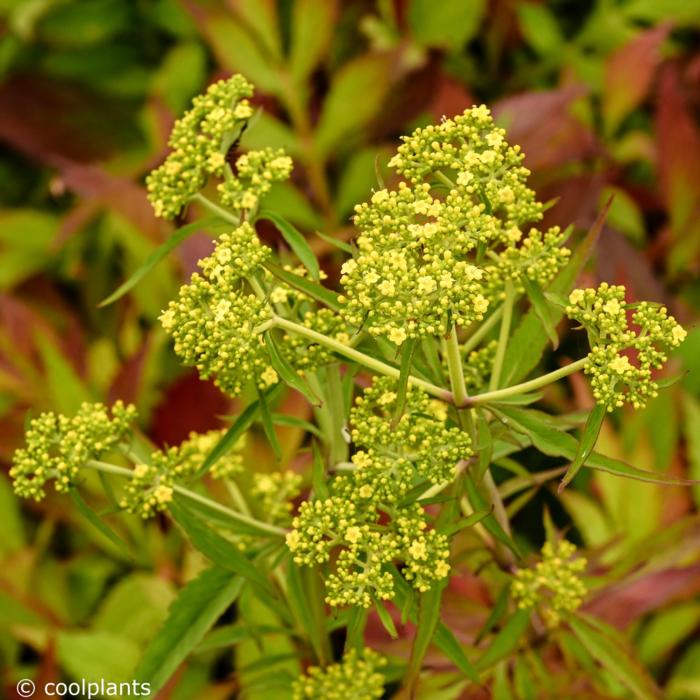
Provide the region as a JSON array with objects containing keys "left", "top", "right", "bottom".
[
  {"left": 217, "top": 148, "right": 293, "bottom": 214},
  {"left": 146, "top": 75, "right": 254, "bottom": 219},
  {"left": 512, "top": 540, "right": 587, "bottom": 627},
  {"left": 565, "top": 283, "right": 687, "bottom": 410},
  {"left": 286, "top": 379, "right": 457, "bottom": 607},
  {"left": 10, "top": 402, "right": 136, "bottom": 500},
  {"left": 292, "top": 648, "right": 386, "bottom": 700},
  {"left": 159, "top": 223, "right": 275, "bottom": 397},
  {"left": 120, "top": 430, "right": 244, "bottom": 518}
]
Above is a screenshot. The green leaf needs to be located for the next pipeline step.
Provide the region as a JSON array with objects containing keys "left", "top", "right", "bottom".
[
  {"left": 442, "top": 508, "right": 492, "bottom": 537},
  {"left": 475, "top": 410, "right": 494, "bottom": 482},
  {"left": 464, "top": 474, "right": 521, "bottom": 557},
  {"left": 100, "top": 218, "right": 215, "bottom": 306},
  {"left": 256, "top": 386, "right": 281, "bottom": 460},
  {"left": 169, "top": 500, "right": 273, "bottom": 594},
  {"left": 434, "top": 623, "right": 481, "bottom": 683},
  {"left": 69, "top": 489, "right": 132, "bottom": 560},
  {"left": 522, "top": 277, "right": 558, "bottom": 349},
  {"left": 37, "top": 332, "right": 92, "bottom": 415},
  {"left": 289, "top": 0, "right": 336, "bottom": 84},
  {"left": 408, "top": 0, "right": 486, "bottom": 48},
  {"left": 373, "top": 597, "right": 398, "bottom": 639},
  {"left": 475, "top": 585, "right": 510, "bottom": 644},
  {"left": 197, "top": 397, "right": 263, "bottom": 478},
  {"left": 315, "top": 54, "right": 392, "bottom": 159},
  {"left": 559, "top": 403, "right": 606, "bottom": 491},
  {"left": 405, "top": 584, "right": 445, "bottom": 687},
  {"left": 135, "top": 567, "right": 244, "bottom": 693},
  {"left": 286, "top": 559, "right": 326, "bottom": 661},
  {"left": 311, "top": 440, "right": 329, "bottom": 499},
  {"left": 567, "top": 614, "right": 661, "bottom": 700},
  {"left": 58, "top": 631, "right": 139, "bottom": 685},
  {"left": 258, "top": 210, "right": 320, "bottom": 280},
  {"left": 475, "top": 609, "right": 530, "bottom": 670},
  {"left": 272, "top": 413, "right": 323, "bottom": 438},
  {"left": 344, "top": 606, "right": 369, "bottom": 653},
  {"left": 0, "top": 474, "right": 25, "bottom": 556},
  {"left": 195, "top": 623, "right": 285, "bottom": 653},
  {"left": 205, "top": 15, "right": 281, "bottom": 94},
  {"left": 314, "top": 227, "right": 353, "bottom": 254},
  {"left": 517, "top": 3, "right": 564, "bottom": 57},
  {"left": 265, "top": 261, "right": 340, "bottom": 310},
  {"left": 0, "top": 209, "right": 57, "bottom": 289},
  {"left": 498, "top": 406, "right": 699, "bottom": 487},
  {"left": 264, "top": 331, "right": 321, "bottom": 407}
]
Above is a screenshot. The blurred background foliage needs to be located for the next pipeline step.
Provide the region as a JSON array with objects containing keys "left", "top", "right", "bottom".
[{"left": 1, "top": 0, "right": 700, "bottom": 698}]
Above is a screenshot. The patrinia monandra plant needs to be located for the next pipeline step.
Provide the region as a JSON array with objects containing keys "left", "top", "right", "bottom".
[{"left": 11, "top": 75, "right": 688, "bottom": 697}]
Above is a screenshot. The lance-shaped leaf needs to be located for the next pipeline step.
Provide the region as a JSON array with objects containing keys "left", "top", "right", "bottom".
[
  {"left": 100, "top": 218, "right": 217, "bottom": 306},
  {"left": 522, "top": 276, "right": 558, "bottom": 349},
  {"left": 475, "top": 608, "right": 530, "bottom": 670},
  {"left": 264, "top": 331, "right": 321, "bottom": 407},
  {"left": 258, "top": 210, "right": 320, "bottom": 280},
  {"left": 265, "top": 261, "right": 340, "bottom": 310},
  {"left": 559, "top": 403, "right": 606, "bottom": 492}
]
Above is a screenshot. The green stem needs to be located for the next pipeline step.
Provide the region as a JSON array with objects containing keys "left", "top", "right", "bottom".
[
  {"left": 445, "top": 324, "right": 468, "bottom": 406},
  {"left": 270, "top": 316, "right": 452, "bottom": 403},
  {"left": 85, "top": 460, "right": 285, "bottom": 537},
  {"left": 192, "top": 193, "right": 240, "bottom": 226},
  {"left": 461, "top": 304, "right": 504, "bottom": 356},
  {"left": 434, "top": 170, "right": 456, "bottom": 188},
  {"left": 467, "top": 358, "right": 588, "bottom": 406},
  {"left": 489, "top": 280, "right": 515, "bottom": 392}
]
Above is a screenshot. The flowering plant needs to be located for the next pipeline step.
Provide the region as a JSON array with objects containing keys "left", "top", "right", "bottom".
[{"left": 11, "top": 76, "right": 691, "bottom": 698}]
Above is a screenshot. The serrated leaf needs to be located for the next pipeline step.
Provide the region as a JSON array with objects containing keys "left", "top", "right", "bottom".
[
  {"left": 522, "top": 277, "right": 558, "bottom": 349},
  {"left": 498, "top": 406, "right": 699, "bottom": 487},
  {"left": 265, "top": 261, "right": 340, "bottom": 310},
  {"left": 289, "top": 0, "right": 336, "bottom": 84},
  {"left": 559, "top": 403, "right": 606, "bottom": 491},
  {"left": 475, "top": 609, "right": 530, "bottom": 670},
  {"left": 286, "top": 559, "right": 326, "bottom": 661},
  {"left": 100, "top": 218, "right": 215, "bottom": 306},
  {"left": 408, "top": 0, "right": 486, "bottom": 49},
  {"left": 373, "top": 598, "right": 398, "bottom": 639},
  {"left": 197, "top": 397, "right": 263, "bottom": 478},
  {"left": 69, "top": 489, "right": 132, "bottom": 560},
  {"left": 135, "top": 567, "right": 243, "bottom": 693},
  {"left": 169, "top": 500, "right": 273, "bottom": 594},
  {"left": 315, "top": 54, "right": 391, "bottom": 159},
  {"left": 464, "top": 474, "right": 521, "bottom": 558},
  {"left": 195, "top": 623, "right": 284, "bottom": 653},
  {"left": 405, "top": 584, "right": 445, "bottom": 688},
  {"left": 434, "top": 623, "right": 480, "bottom": 683},
  {"left": 567, "top": 614, "right": 661, "bottom": 699},
  {"left": 258, "top": 210, "right": 320, "bottom": 280},
  {"left": 264, "top": 331, "right": 321, "bottom": 407}
]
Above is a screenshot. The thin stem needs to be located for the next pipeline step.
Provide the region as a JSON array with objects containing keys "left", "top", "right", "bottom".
[
  {"left": 192, "top": 193, "right": 240, "bottom": 226},
  {"left": 445, "top": 324, "right": 468, "bottom": 406},
  {"left": 418, "top": 461, "right": 471, "bottom": 501},
  {"left": 225, "top": 479, "right": 252, "bottom": 516},
  {"left": 271, "top": 316, "right": 452, "bottom": 403},
  {"left": 434, "top": 170, "right": 457, "bottom": 188},
  {"left": 85, "top": 460, "right": 285, "bottom": 537},
  {"left": 467, "top": 358, "right": 588, "bottom": 406},
  {"left": 489, "top": 280, "right": 515, "bottom": 392},
  {"left": 461, "top": 304, "right": 504, "bottom": 356},
  {"left": 483, "top": 470, "right": 512, "bottom": 537}
]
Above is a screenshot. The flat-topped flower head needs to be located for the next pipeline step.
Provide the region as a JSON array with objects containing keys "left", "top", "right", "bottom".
[
  {"left": 350, "top": 377, "right": 471, "bottom": 485},
  {"left": 11, "top": 402, "right": 136, "bottom": 500},
  {"left": 160, "top": 223, "right": 274, "bottom": 396},
  {"left": 512, "top": 540, "right": 587, "bottom": 627},
  {"left": 292, "top": 649, "right": 386, "bottom": 700},
  {"left": 389, "top": 106, "right": 543, "bottom": 226},
  {"left": 121, "top": 429, "right": 245, "bottom": 517},
  {"left": 217, "top": 148, "right": 293, "bottom": 214},
  {"left": 565, "top": 284, "right": 687, "bottom": 410},
  {"left": 339, "top": 182, "right": 489, "bottom": 343},
  {"left": 147, "top": 75, "right": 254, "bottom": 219}
]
